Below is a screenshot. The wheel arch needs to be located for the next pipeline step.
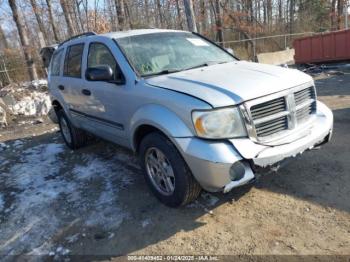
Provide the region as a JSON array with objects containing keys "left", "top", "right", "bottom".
[{"left": 130, "top": 104, "right": 194, "bottom": 153}]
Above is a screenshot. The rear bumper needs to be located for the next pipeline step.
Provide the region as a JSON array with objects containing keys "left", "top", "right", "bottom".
[{"left": 174, "top": 101, "right": 333, "bottom": 192}]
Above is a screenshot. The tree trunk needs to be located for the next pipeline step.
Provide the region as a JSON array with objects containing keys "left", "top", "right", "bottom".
[
  {"left": 278, "top": 0, "right": 283, "bottom": 23},
  {"left": 60, "top": 0, "right": 76, "bottom": 36},
  {"left": 175, "top": 0, "right": 183, "bottom": 30},
  {"left": 183, "top": 0, "right": 197, "bottom": 32},
  {"left": 267, "top": 0, "right": 272, "bottom": 27},
  {"left": 124, "top": 1, "right": 133, "bottom": 29},
  {"left": 144, "top": 0, "right": 150, "bottom": 25},
  {"left": 337, "top": 0, "right": 344, "bottom": 30},
  {"left": 46, "top": 0, "right": 60, "bottom": 42},
  {"left": 29, "top": 0, "right": 48, "bottom": 45},
  {"left": 289, "top": 0, "right": 295, "bottom": 34},
  {"left": 75, "top": 0, "right": 86, "bottom": 32},
  {"left": 199, "top": 0, "right": 206, "bottom": 34},
  {"left": 0, "top": 25, "right": 9, "bottom": 50},
  {"left": 115, "top": 0, "right": 125, "bottom": 30},
  {"left": 331, "top": 0, "right": 337, "bottom": 30},
  {"left": 213, "top": 0, "right": 224, "bottom": 44},
  {"left": 156, "top": 0, "right": 164, "bottom": 28},
  {"left": 8, "top": 0, "right": 38, "bottom": 81}
]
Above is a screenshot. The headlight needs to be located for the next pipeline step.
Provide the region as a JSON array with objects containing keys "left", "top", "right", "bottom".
[{"left": 192, "top": 107, "right": 247, "bottom": 139}]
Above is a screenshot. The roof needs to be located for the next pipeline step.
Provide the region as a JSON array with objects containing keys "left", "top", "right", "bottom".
[
  {"left": 101, "top": 29, "right": 186, "bottom": 39},
  {"left": 57, "top": 29, "right": 188, "bottom": 48}
]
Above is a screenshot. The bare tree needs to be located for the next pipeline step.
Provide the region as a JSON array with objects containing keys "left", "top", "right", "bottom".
[
  {"left": 199, "top": 0, "right": 206, "bottom": 34},
  {"left": 289, "top": 0, "right": 295, "bottom": 34},
  {"left": 0, "top": 25, "right": 9, "bottom": 50},
  {"left": 175, "top": 0, "right": 183, "bottom": 29},
  {"left": 183, "top": 0, "right": 197, "bottom": 32},
  {"left": 156, "top": 0, "right": 164, "bottom": 28},
  {"left": 144, "top": 0, "right": 150, "bottom": 25},
  {"left": 29, "top": 0, "right": 48, "bottom": 44},
  {"left": 60, "top": 0, "right": 76, "bottom": 36},
  {"left": 46, "top": 0, "right": 60, "bottom": 43},
  {"left": 115, "top": 0, "right": 125, "bottom": 30},
  {"left": 337, "top": 0, "right": 345, "bottom": 29},
  {"left": 212, "top": 0, "right": 224, "bottom": 44},
  {"left": 8, "top": 0, "right": 38, "bottom": 80}
]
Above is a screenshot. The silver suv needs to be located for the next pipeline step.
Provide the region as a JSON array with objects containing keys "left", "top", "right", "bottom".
[{"left": 48, "top": 29, "right": 333, "bottom": 207}]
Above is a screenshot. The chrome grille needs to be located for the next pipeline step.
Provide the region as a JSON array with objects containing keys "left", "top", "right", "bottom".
[
  {"left": 251, "top": 97, "right": 288, "bottom": 137},
  {"left": 255, "top": 116, "right": 288, "bottom": 137},
  {"left": 244, "top": 85, "right": 317, "bottom": 142}
]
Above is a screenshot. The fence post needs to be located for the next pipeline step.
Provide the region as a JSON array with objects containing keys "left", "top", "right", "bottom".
[
  {"left": 253, "top": 39, "right": 256, "bottom": 61},
  {"left": 284, "top": 35, "right": 287, "bottom": 49}
]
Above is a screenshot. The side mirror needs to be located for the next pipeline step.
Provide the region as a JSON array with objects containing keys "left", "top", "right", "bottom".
[
  {"left": 85, "top": 65, "right": 114, "bottom": 82},
  {"left": 226, "top": 48, "right": 235, "bottom": 56}
]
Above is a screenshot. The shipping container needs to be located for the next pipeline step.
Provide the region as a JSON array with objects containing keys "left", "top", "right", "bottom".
[{"left": 293, "top": 29, "right": 350, "bottom": 64}]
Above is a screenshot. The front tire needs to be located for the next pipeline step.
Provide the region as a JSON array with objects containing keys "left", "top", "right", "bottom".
[
  {"left": 57, "top": 109, "right": 90, "bottom": 149},
  {"left": 139, "top": 132, "right": 202, "bottom": 207}
]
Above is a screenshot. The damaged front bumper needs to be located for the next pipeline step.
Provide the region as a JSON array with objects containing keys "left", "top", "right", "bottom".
[{"left": 175, "top": 101, "right": 333, "bottom": 193}]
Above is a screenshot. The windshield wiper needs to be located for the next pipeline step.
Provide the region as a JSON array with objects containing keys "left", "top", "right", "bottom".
[
  {"left": 142, "top": 69, "right": 181, "bottom": 77},
  {"left": 183, "top": 61, "right": 227, "bottom": 71}
]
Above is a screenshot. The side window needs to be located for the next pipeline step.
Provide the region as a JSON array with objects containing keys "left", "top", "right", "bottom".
[
  {"left": 50, "top": 49, "right": 63, "bottom": 76},
  {"left": 64, "top": 44, "right": 84, "bottom": 78},
  {"left": 88, "top": 43, "right": 123, "bottom": 80}
]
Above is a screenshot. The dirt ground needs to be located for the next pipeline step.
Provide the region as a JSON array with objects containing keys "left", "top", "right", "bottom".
[{"left": 0, "top": 73, "right": 349, "bottom": 260}]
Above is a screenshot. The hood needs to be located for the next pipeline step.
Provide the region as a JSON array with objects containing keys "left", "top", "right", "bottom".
[{"left": 146, "top": 61, "right": 313, "bottom": 108}]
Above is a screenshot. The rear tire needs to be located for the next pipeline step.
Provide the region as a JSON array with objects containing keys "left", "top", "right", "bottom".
[
  {"left": 139, "top": 132, "right": 202, "bottom": 207},
  {"left": 57, "top": 109, "right": 90, "bottom": 149}
]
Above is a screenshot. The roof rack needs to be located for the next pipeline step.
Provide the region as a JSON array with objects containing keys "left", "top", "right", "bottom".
[{"left": 58, "top": 32, "right": 96, "bottom": 47}]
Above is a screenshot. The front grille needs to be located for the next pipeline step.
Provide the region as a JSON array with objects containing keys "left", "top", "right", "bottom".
[
  {"left": 251, "top": 97, "right": 288, "bottom": 137},
  {"left": 295, "top": 87, "right": 317, "bottom": 124},
  {"left": 255, "top": 116, "right": 288, "bottom": 137},
  {"left": 251, "top": 97, "right": 286, "bottom": 119},
  {"left": 246, "top": 86, "right": 317, "bottom": 141}
]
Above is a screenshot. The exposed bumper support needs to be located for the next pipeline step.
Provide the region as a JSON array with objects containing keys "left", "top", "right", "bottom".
[
  {"left": 174, "top": 101, "right": 333, "bottom": 193},
  {"left": 223, "top": 162, "right": 255, "bottom": 193}
]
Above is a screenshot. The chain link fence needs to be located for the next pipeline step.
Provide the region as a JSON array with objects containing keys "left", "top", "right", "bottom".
[{"left": 219, "top": 32, "right": 316, "bottom": 61}]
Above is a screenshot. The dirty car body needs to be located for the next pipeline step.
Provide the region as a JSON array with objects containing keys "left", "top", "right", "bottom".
[{"left": 48, "top": 29, "right": 333, "bottom": 206}]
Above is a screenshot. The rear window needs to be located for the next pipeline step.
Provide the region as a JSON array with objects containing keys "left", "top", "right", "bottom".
[
  {"left": 49, "top": 49, "right": 63, "bottom": 76},
  {"left": 64, "top": 44, "right": 84, "bottom": 78}
]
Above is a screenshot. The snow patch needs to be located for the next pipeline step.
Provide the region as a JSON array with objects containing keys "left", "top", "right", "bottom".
[
  {"left": 201, "top": 192, "right": 219, "bottom": 207},
  {"left": 0, "top": 142, "right": 133, "bottom": 257},
  {"left": 141, "top": 218, "right": 151, "bottom": 228},
  {"left": 7, "top": 92, "right": 51, "bottom": 116},
  {"left": 72, "top": 155, "right": 131, "bottom": 229},
  {"left": 1, "top": 79, "right": 51, "bottom": 117},
  {"left": 0, "top": 194, "right": 4, "bottom": 211}
]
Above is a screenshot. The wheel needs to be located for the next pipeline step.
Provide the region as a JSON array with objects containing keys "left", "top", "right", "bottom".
[
  {"left": 139, "top": 132, "right": 202, "bottom": 207},
  {"left": 57, "top": 109, "right": 90, "bottom": 149}
]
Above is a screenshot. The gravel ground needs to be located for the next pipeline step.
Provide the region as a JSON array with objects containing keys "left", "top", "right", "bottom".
[{"left": 0, "top": 73, "right": 349, "bottom": 260}]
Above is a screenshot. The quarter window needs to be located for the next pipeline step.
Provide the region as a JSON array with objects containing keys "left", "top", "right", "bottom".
[
  {"left": 50, "top": 49, "right": 63, "bottom": 76},
  {"left": 88, "top": 43, "right": 122, "bottom": 80},
  {"left": 64, "top": 44, "right": 84, "bottom": 78}
]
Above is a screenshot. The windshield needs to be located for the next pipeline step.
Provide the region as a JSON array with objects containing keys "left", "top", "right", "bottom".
[{"left": 115, "top": 32, "right": 236, "bottom": 77}]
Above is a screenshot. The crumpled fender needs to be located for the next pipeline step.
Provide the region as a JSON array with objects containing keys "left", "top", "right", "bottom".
[{"left": 130, "top": 104, "right": 193, "bottom": 150}]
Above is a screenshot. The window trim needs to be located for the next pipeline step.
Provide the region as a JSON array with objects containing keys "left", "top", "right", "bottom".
[
  {"left": 49, "top": 48, "right": 64, "bottom": 77},
  {"left": 86, "top": 41, "right": 125, "bottom": 84},
  {"left": 63, "top": 43, "right": 85, "bottom": 78}
]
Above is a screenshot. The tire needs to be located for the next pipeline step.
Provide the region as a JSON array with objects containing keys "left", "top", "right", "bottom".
[
  {"left": 139, "top": 132, "right": 202, "bottom": 207},
  {"left": 57, "top": 109, "right": 90, "bottom": 149}
]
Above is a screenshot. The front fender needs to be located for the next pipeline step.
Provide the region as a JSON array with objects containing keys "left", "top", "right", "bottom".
[{"left": 130, "top": 104, "right": 194, "bottom": 150}]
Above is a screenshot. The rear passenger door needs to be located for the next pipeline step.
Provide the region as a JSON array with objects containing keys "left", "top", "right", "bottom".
[{"left": 61, "top": 43, "right": 86, "bottom": 127}]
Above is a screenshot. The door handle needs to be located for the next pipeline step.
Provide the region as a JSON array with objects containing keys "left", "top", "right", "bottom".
[
  {"left": 82, "top": 89, "right": 91, "bottom": 96},
  {"left": 58, "top": 85, "right": 65, "bottom": 90}
]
